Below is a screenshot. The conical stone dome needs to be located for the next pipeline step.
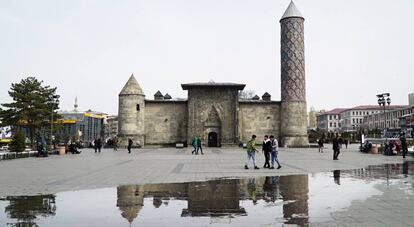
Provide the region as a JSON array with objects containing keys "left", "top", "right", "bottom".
[
  {"left": 280, "top": 1, "right": 304, "bottom": 21},
  {"left": 119, "top": 74, "right": 144, "bottom": 96}
]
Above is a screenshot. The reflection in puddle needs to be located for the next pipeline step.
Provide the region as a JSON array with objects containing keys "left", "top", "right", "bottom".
[
  {"left": 1, "top": 195, "right": 56, "bottom": 227},
  {"left": 1, "top": 161, "right": 413, "bottom": 226}
]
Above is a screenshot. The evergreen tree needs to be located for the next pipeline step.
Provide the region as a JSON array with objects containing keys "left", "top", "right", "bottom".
[
  {"left": 0, "top": 77, "right": 60, "bottom": 149},
  {"left": 9, "top": 132, "right": 26, "bottom": 152}
]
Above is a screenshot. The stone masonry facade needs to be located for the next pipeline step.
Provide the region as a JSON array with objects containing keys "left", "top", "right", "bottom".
[{"left": 118, "top": 2, "right": 309, "bottom": 147}]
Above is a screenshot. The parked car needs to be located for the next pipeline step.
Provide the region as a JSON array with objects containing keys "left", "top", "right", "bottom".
[{"left": 408, "top": 146, "right": 414, "bottom": 152}]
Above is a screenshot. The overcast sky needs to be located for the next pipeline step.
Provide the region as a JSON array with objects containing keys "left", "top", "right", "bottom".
[{"left": 1, "top": 0, "right": 413, "bottom": 115}]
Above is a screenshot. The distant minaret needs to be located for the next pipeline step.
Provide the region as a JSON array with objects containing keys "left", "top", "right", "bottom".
[
  {"left": 118, "top": 74, "right": 145, "bottom": 147},
  {"left": 74, "top": 96, "right": 78, "bottom": 112},
  {"left": 280, "top": 1, "right": 309, "bottom": 147}
]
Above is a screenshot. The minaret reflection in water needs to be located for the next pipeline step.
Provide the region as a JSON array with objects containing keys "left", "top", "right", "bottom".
[{"left": 279, "top": 175, "right": 309, "bottom": 226}]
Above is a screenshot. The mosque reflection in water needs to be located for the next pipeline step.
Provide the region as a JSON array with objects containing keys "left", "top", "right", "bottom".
[
  {"left": 2, "top": 161, "right": 412, "bottom": 226},
  {"left": 116, "top": 175, "right": 309, "bottom": 226}
]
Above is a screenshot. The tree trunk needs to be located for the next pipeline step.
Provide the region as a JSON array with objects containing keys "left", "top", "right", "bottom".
[{"left": 30, "top": 124, "right": 35, "bottom": 150}]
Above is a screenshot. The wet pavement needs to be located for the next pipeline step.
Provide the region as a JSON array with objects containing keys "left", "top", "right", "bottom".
[{"left": 1, "top": 161, "right": 413, "bottom": 227}]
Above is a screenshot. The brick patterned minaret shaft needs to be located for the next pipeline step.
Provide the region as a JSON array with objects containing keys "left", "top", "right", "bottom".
[{"left": 280, "top": 1, "right": 309, "bottom": 147}]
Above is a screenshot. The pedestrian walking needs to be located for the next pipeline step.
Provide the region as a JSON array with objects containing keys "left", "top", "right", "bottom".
[
  {"left": 191, "top": 136, "right": 197, "bottom": 154},
  {"left": 196, "top": 136, "right": 203, "bottom": 155},
  {"left": 96, "top": 138, "right": 102, "bottom": 153},
  {"left": 93, "top": 138, "right": 98, "bottom": 153},
  {"left": 127, "top": 138, "right": 133, "bottom": 154},
  {"left": 338, "top": 136, "right": 343, "bottom": 149},
  {"left": 332, "top": 134, "right": 340, "bottom": 160},
  {"left": 113, "top": 136, "right": 118, "bottom": 151},
  {"left": 318, "top": 138, "right": 324, "bottom": 153},
  {"left": 245, "top": 135, "right": 259, "bottom": 170},
  {"left": 270, "top": 135, "right": 281, "bottom": 169},
  {"left": 400, "top": 134, "right": 408, "bottom": 159},
  {"left": 262, "top": 135, "right": 271, "bottom": 168}
]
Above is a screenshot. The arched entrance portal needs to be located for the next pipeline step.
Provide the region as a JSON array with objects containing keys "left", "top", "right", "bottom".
[
  {"left": 204, "top": 106, "right": 221, "bottom": 147},
  {"left": 208, "top": 132, "right": 218, "bottom": 147}
]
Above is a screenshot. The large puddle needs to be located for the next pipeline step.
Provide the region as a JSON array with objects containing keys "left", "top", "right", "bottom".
[{"left": 1, "top": 161, "right": 413, "bottom": 226}]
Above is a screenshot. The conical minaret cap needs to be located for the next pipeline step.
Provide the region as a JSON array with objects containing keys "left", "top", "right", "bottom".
[
  {"left": 280, "top": 1, "right": 304, "bottom": 21},
  {"left": 119, "top": 74, "right": 144, "bottom": 96}
]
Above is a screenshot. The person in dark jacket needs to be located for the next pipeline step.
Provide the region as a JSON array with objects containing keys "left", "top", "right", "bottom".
[
  {"left": 93, "top": 139, "right": 98, "bottom": 153},
  {"left": 318, "top": 138, "right": 324, "bottom": 153},
  {"left": 400, "top": 135, "right": 408, "bottom": 158},
  {"left": 196, "top": 136, "right": 203, "bottom": 155},
  {"left": 96, "top": 138, "right": 102, "bottom": 153},
  {"left": 332, "top": 134, "right": 340, "bottom": 160},
  {"left": 128, "top": 139, "right": 133, "bottom": 154},
  {"left": 262, "top": 135, "right": 272, "bottom": 168}
]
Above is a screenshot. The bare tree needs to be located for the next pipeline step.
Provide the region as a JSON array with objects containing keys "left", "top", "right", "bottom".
[{"left": 238, "top": 90, "right": 256, "bottom": 100}]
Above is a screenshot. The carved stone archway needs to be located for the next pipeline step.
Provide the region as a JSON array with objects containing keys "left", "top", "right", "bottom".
[{"left": 204, "top": 106, "right": 221, "bottom": 147}]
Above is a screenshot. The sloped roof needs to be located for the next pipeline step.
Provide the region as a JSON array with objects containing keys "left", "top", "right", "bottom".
[
  {"left": 262, "top": 92, "right": 271, "bottom": 97},
  {"left": 280, "top": 1, "right": 304, "bottom": 21},
  {"left": 119, "top": 74, "right": 144, "bottom": 95},
  {"left": 348, "top": 105, "right": 407, "bottom": 111},
  {"left": 323, "top": 108, "right": 347, "bottom": 115},
  {"left": 154, "top": 90, "right": 163, "bottom": 97},
  {"left": 164, "top": 93, "right": 172, "bottom": 99}
]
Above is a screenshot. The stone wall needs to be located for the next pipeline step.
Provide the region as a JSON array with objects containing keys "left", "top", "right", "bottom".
[
  {"left": 186, "top": 88, "right": 239, "bottom": 145},
  {"left": 238, "top": 101, "right": 281, "bottom": 143},
  {"left": 118, "top": 94, "right": 145, "bottom": 147},
  {"left": 144, "top": 101, "right": 187, "bottom": 145}
]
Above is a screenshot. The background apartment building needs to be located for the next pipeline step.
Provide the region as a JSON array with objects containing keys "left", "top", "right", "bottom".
[{"left": 316, "top": 108, "right": 345, "bottom": 132}]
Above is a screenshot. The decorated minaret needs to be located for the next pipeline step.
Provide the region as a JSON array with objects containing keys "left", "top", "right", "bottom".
[
  {"left": 118, "top": 74, "right": 145, "bottom": 147},
  {"left": 280, "top": 1, "right": 309, "bottom": 147}
]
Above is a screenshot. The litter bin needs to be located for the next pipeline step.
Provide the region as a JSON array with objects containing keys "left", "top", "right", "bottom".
[
  {"left": 370, "top": 145, "right": 378, "bottom": 154},
  {"left": 58, "top": 146, "right": 65, "bottom": 155}
]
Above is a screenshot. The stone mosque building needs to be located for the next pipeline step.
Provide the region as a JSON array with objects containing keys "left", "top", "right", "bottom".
[{"left": 118, "top": 1, "right": 308, "bottom": 147}]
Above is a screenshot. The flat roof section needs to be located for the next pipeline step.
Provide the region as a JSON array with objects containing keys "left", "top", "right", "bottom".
[{"left": 181, "top": 82, "right": 245, "bottom": 90}]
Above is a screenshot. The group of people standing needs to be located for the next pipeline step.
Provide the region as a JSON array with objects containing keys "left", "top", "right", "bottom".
[
  {"left": 191, "top": 136, "right": 203, "bottom": 155},
  {"left": 93, "top": 137, "right": 134, "bottom": 154},
  {"left": 245, "top": 134, "right": 282, "bottom": 170},
  {"left": 93, "top": 138, "right": 102, "bottom": 153}
]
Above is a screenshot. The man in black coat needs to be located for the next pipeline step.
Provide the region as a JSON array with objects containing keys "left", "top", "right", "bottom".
[
  {"left": 400, "top": 134, "right": 408, "bottom": 159},
  {"left": 128, "top": 138, "right": 133, "bottom": 154},
  {"left": 332, "top": 134, "right": 340, "bottom": 160},
  {"left": 262, "top": 135, "right": 272, "bottom": 168}
]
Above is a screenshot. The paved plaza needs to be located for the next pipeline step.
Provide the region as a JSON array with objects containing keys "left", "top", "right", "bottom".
[
  {"left": 1, "top": 144, "right": 414, "bottom": 226},
  {"left": 0, "top": 144, "right": 409, "bottom": 196}
]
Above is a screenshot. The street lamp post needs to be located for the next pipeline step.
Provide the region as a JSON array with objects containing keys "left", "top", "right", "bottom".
[
  {"left": 50, "top": 95, "right": 59, "bottom": 154},
  {"left": 377, "top": 93, "right": 391, "bottom": 144}
]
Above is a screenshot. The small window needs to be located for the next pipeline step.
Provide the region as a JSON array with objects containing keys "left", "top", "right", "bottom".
[{"left": 136, "top": 104, "right": 140, "bottom": 111}]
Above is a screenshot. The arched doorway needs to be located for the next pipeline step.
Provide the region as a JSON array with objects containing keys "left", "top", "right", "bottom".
[{"left": 208, "top": 132, "right": 218, "bottom": 147}]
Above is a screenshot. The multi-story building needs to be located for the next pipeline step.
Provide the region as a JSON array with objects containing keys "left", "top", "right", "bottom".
[
  {"left": 308, "top": 107, "right": 318, "bottom": 129},
  {"left": 0, "top": 126, "right": 11, "bottom": 139},
  {"left": 342, "top": 105, "right": 406, "bottom": 132},
  {"left": 316, "top": 108, "right": 345, "bottom": 132},
  {"left": 57, "top": 110, "right": 107, "bottom": 145},
  {"left": 104, "top": 115, "right": 118, "bottom": 139},
  {"left": 364, "top": 106, "right": 414, "bottom": 131},
  {"left": 409, "top": 93, "right": 414, "bottom": 106}
]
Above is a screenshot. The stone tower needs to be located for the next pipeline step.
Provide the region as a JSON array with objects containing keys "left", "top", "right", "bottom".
[
  {"left": 118, "top": 74, "right": 145, "bottom": 147},
  {"left": 280, "top": 1, "right": 309, "bottom": 147}
]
